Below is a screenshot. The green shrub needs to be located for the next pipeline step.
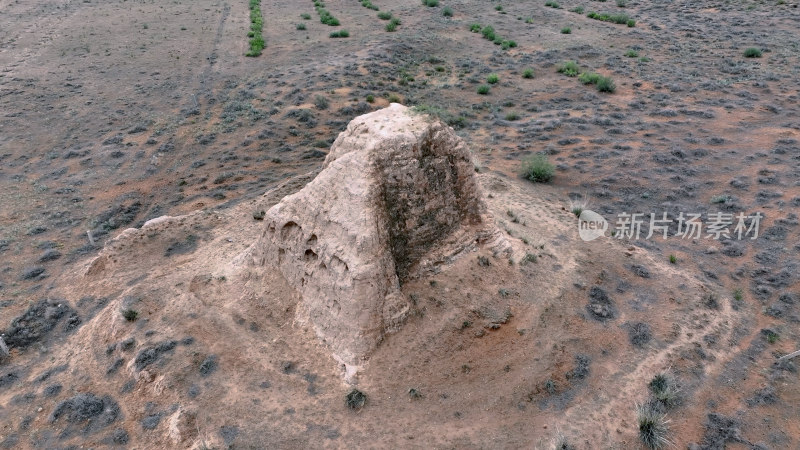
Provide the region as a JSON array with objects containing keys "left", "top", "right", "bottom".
[
  {"left": 301, "top": 13, "right": 311, "bottom": 19},
  {"left": 246, "top": 35, "right": 265, "bottom": 57},
  {"left": 501, "top": 40, "right": 517, "bottom": 49},
  {"left": 669, "top": 254, "right": 677, "bottom": 264},
  {"left": 587, "top": 11, "right": 634, "bottom": 25},
  {"left": 388, "top": 93, "right": 401, "bottom": 103},
  {"left": 625, "top": 49, "right": 638, "bottom": 57},
  {"left": 296, "top": 23, "right": 306, "bottom": 30},
  {"left": 505, "top": 112, "right": 520, "bottom": 121},
  {"left": 487, "top": 73, "right": 499, "bottom": 84},
  {"left": 545, "top": 0, "right": 560, "bottom": 7},
  {"left": 525, "top": 17, "right": 534, "bottom": 23},
  {"left": 422, "top": 0, "right": 439, "bottom": 6},
  {"left": 378, "top": 11, "right": 392, "bottom": 19},
  {"left": 122, "top": 309, "right": 139, "bottom": 321},
  {"left": 522, "top": 154, "right": 554, "bottom": 182},
  {"left": 477, "top": 84, "right": 490, "bottom": 95},
  {"left": 481, "top": 25, "right": 495, "bottom": 39},
  {"left": 596, "top": 75, "right": 615, "bottom": 92},
  {"left": 495, "top": 4, "right": 503, "bottom": 11},
  {"left": 579, "top": 71, "right": 601, "bottom": 84},
  {"left": 616, "top": 0, "right": 626, "bottom": 6},
  {"left": 522, "top": 68, "right": 534, "bottom": 78},
  {"left": 330, "top": 29, "right": 349, "bottom": 38},
  {"left": 470, "top": 23, "right": 482, "bottom": 32},
  {"left": 366, "top": 94, "right": 375, "bottom": 103},
  {"left": 561, "top": 26, "right": 571, "bottom": 34},
  {"left": 318, "top": 8, "right": 341, "bottom": 26},
  {"left": 443, "top": 6, "right": 453, "bottom": 16},
  {"left": 246, "top": 0, "right": 265, "bottom": 57},
  {"left": 744, "top": 47, "right": 762, "bottom": 57},
  {"left": 557, "top": 60, "right": 580, "bottom": 76},
  {"left": 570, "top": 6, "right": 584, "bottom": 13},
  {"left": 386, "top": 17, "right": 401, "bottom": 31}
]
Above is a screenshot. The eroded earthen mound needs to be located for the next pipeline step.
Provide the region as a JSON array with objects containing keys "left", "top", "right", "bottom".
[{"left": 250, "top": 104, "right": 509, "bottom": 367}]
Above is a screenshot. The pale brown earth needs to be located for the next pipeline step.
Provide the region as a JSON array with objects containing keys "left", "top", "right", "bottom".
[{"left": 1, "top": 0, "right": 799, "bottom": 448}]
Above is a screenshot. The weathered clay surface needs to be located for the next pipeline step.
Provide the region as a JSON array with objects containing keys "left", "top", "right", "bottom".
[{"left": 252, "top": 103, "right": 508, "bottom": 367}]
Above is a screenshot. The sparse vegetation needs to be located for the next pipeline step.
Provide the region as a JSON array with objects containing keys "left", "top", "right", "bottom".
[
  {"left": 422, "top": 0, "right": 439, "bottom": 6},
  {"left": 296, "top": 23, "right": 306, "bottom": 30},
  {"left": 122, "top": 309, "right": 139, "bottom": 322},
  {"left": 625, "top": 49, "right": 638, "bottom": 57},
  {"left": 637, "top": 402, "right": 671, "bottom": 449},
  {"left": 315, "top": 1, "right": 341, "bottom": 26},
  {"left": 545, "top": 0, "right": 560, "bottom": 8},
  {"left": 616, "top": 0, "right": 626, "bottom": 7},
  {"left": 505, "top": 112, "right": 519, "bottom": 121},
  {"left": 443, "top": 6, "right": 453, "bottom": 16},
  {"left": 329, "top": 29, "right": 349, "bottom": 38},
  {"left": 360, "top": 0, "right": 379, "bottom": 10},
  {"left": 587, "top": 11, "right": 635, "bottom": 26},
  {"left": 522, "top": 154, "right": 554, "bottom": 182},
  {"left": 744, "top": 47, "right": 762, "bottom": 58},
  {"left": 648, "top": 372, "right": 681, "bottom": 409},
  {"left": 313, "top": 95, "right": 329, "bottom": 109},
  {"left": 246, "top": 0, "right": 265, "bottom": 57},
  {"left": 596, "top": 75, "right": 615, "bottom": 92},
  {"left": 411, "top": 104, "right": 467, "bottom": 129},
  {"left": 471, "top": 24, "right": 517, "bottom": 50},
  {"left": 522, "top": 68, "right": 534, "bottom": 78},
  {"left": 578, "top": 71, "right": 601, "bottom": 84},
  {"left": 301, "top": 13, "right": 311, "bottom": 19},
  {"left": 733, "top": 288, "right": 743, "bottom": 302},
  {"left": 345, "top": 389, "right": 367, "bottom": 410},
  {"left": 386, "top": 17, "right": 401, "bottom": 31},
  {"left": 764, "top": 329, "right": 779, "bottom": 343},
  {"left": 378, "top": 11, "right": 392, "bottom": 20},
  {"left": 570, "top": 6, "right": 584, "bottom": 13},
  {"left": 561, "top": 26, "right": 572, "bottom": 34},
  {"left": 521, "top": 253, "right": 538, "bottom": 264},
  {"left": 557, "top": 60, "right": 580, "bottom": 77}
]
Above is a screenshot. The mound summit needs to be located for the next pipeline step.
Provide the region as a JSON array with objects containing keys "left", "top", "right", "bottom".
[{"left": 249, "top": 103, "right": 509, "bottom": 370}]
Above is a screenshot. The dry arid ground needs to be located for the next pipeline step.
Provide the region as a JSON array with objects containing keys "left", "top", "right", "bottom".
[{"left": 1, "top": 0, "right": 799, "bottom": 448}]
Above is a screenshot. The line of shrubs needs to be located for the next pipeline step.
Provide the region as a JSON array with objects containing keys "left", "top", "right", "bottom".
[
  {"left": 469, "top": 24, "right": 518, "bottom": 50},
  {"left": 246, "top": 0, "right": 264, "bottom": 56},
  {"left": 586, "top": 11, "right": 636, "bottom": 27}
]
